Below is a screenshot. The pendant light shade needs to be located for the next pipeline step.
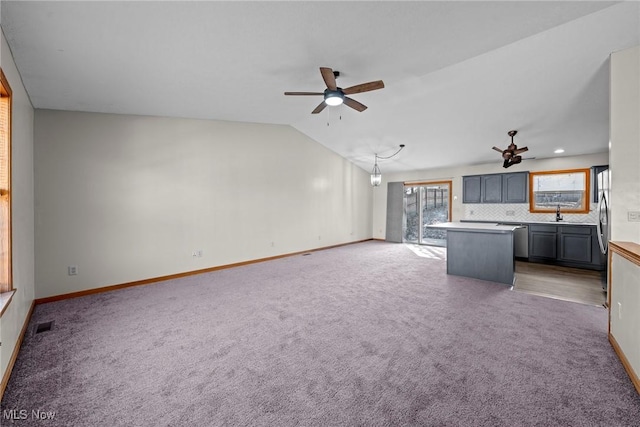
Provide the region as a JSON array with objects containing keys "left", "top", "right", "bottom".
[{"left": 371, "top": 160, "right": 382, "bottom": 186}]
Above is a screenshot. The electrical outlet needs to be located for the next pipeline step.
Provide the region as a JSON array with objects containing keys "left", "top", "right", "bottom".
[
  {"left": 470, "top": 210, "right": 474, "bottom": 216},
  {"left": 191, "top": 250, "right": 203, "bottom": 258},
  {"left": 68, "top": 265, "right": 78, "bottom": 276},
  {"left": 628, "top": 211, "right": 640, "bottom": 222},
  {"left": 506, "top": 210, "right": 515, "bottom": 216}
]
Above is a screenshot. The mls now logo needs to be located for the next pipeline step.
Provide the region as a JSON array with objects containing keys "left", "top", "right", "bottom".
[{"left": 3, "top": 409, "right": 56, "bottom": 420}]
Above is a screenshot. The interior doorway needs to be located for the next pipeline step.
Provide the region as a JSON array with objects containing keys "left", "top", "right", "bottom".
[{"left": 403, "top": 181, "right": 452, "bottom": 246}]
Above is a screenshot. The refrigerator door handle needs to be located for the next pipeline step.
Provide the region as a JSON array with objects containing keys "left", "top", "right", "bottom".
[{"left": 596, "top": 192, "right": 606, "bottom": 254}]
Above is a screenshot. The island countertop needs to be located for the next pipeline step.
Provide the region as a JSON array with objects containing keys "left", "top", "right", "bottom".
[{"left": 427, "top": 222, "right": 522, "bottom": 233}]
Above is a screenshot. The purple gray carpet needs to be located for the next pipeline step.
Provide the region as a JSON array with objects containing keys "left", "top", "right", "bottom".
[{"left": 2, "top": 241, "right": 639, "bottom": 426}]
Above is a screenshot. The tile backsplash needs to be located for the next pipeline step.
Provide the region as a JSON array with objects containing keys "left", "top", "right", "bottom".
[{"left": 463, "top": 203, "right": 599, "bottom": 223}]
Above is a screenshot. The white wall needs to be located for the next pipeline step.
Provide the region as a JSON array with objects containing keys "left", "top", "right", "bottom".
[
  {"left": 610, "top": 251, "right": 640, "bottom": 388},
  {"left": 610, "top": 45, "right": 640, "bottom": 244},
  {"left": 34, "top": 110, "right": 372, "bottom": 299},
  {"left": 609, "top": 45, "right": 640, "bottom": 392},
  {"left": 0, "top": 30, "right": 35, "bottom": 384},
  {"left": 372, "top": 152, "right": 608, "bottom": 239}
]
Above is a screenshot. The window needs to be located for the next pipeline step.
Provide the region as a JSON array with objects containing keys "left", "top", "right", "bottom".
[
  {"left": 529, "top": 168, "right": 590, "bottom": 214},
  {"left": 0, "top": 68, "right": 12, "bottom": 294}
]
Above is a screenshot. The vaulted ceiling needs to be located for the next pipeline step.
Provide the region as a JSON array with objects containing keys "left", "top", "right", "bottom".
[{"left": 2, "top": 1, "right": 638, "bottom": 173}]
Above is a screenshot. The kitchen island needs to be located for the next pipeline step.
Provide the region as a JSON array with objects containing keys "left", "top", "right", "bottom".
[{"left": 427, "top": 222, "right": 522, "bottom": 285}]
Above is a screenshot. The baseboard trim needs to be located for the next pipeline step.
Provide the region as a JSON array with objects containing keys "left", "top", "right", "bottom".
[
  {"left": 0, "top": 299, "right": 35, "bottom": 400},
  {"left": 35, "top": 239, "right": 374, "bottom": 305},
  {"left": 609, "top": 333, "right": 640, "bottom": 395}
]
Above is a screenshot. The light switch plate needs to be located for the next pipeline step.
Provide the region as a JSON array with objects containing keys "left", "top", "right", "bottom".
[{"left": 628, "top": 211, "right": 640, "bottom": 222}]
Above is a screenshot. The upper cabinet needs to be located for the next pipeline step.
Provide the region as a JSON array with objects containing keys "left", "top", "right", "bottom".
[
  {"left": 502, "top": 172, "right": 529, "bottom": 203},
  {"left": 462, "top": 175, "right": 482, "bottom": 203},
  {"left": 463, "top": 172, "right": 528, "bottom": 204},
  {"left": 482, "top": 174, "right": 503, "bottom": 203}
]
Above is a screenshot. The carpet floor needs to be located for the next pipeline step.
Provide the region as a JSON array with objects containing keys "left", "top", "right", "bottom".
[{"left": 2, "top": 241, "right": 639, "bottom": 426}]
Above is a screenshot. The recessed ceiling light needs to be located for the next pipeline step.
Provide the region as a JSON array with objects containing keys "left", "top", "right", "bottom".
[{"left": 554, "top": 148, "right": 565, "bottom": 154}]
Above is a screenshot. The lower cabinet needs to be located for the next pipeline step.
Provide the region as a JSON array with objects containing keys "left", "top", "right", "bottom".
[
  {"left": 529, "top": 224, "right": 605, "bottom": 270},
  {"left": 558, "top": 226, "right": 592, "bottom": 263},
  {"left": 529, "top": 225, "right": 557, "bottom": 259}
]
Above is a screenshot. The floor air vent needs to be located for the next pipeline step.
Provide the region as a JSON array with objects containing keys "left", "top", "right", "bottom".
[
  {"left": 34, "top": 321, "right": 54, "bottom": 335},
  {"left": 302, "top": 253, "right": 312, "bottom": 256}
]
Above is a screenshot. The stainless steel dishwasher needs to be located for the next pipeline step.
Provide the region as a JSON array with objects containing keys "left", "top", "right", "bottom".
[
  {"left": 498, "top": 223, "right": 528, "bottom": 259},
  {"left": 513, "top": 225, "right": 529, "bottom": 259}
]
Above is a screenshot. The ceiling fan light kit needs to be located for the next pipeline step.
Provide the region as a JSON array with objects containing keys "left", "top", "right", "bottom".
[
  {"left": 285, "top": 67, "right": 384, "bottom": 114},
  {"left": 324, "top": 90, "right": 344, "bottom": 106}
]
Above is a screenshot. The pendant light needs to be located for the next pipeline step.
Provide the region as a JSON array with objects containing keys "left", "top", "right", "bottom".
[
  {"left": 371, "top": 156, "right": 382, "bottom": 186},
  {"left": 371, "top": 144, "right": 405, "bottom": 187}
]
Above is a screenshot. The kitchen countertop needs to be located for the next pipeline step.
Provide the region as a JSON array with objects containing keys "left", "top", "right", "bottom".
[
  {"left": 427, "top": 222, "right": 522, "bottom": 233},
  {"left": 525, "top": 221, "right": 597, "bottom": 226},
  {"left": 460, "top": 219, "right": 597, "bottom": 226}
]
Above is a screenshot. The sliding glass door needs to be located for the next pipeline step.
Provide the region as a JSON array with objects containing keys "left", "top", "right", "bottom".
[{"left": 403, "top": 181, "right": 451, "bottom": 246}]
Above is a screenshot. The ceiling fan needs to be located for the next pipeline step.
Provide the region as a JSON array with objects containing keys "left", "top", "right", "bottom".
[
  {"left": 284, "top": 67, "right": 384, "bottom": 114},
  {"left": 493, "top": 130, "right": 529, "bottom": 168}
]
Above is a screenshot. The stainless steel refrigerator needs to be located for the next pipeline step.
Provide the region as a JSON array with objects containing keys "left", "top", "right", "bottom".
[{"left": 596, "top": 168, "right": 610, "bottom": 289}]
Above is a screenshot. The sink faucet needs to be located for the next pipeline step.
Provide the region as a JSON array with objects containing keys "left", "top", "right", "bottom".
[{"left": 556, "top": 205, "right": 563, "bottom": 222}]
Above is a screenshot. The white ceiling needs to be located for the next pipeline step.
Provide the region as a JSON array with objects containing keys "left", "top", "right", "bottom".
[{"left": 1, "top": 1, "right": 639, "bottom": 173}]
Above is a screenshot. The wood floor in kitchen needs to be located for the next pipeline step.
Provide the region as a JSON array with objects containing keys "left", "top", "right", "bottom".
[
  {"left": 514, "top": 261, "right": 606, "bottom": 307},
  {"left": 405, "top": 244, "right": 606, "bottom": 307}
]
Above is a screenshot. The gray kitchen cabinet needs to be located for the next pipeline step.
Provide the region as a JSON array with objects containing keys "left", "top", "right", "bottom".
[
  {"left": 463, "top": 172, "right": 528, "bottom": 204},
  {"left": 528, "top": 224, "right": 604, "bottom": 270},
  {"left": 529, "top": 224, "right": 557, "bottom": 259},
  {"left": 482, "top": 174, "right": 503, "bottom": 203},
  {"left": 502, "top": 172, "right": 528, "bottom": 203},
  {"left": 462, "top": 175, "right": 482, "bottom": 203},
  {"left": 558, "top": 226, "right": 592, "bottom": 263}
]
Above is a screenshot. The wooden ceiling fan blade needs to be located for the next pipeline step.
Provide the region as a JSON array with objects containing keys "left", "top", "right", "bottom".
[
  {"left": 342, "top": 80, "right": 385, "bottom": 95},
  {"left": 492, "top": 146, "right": 503, "bottom": 153},
  {"left": 284, "top": 92, "right": 324, "bottom": 96},
  {"left": 514, "top": 146, "right": 528, "bottom": 155},
  {"left": 343, "top": 96, "right": 367, "bottom": 112},
  {"left": 320, "top": 67, "right": 337, "bottom": 90},
  {"left": 311, "top": 101, "right": 327, "bottom": 114}
]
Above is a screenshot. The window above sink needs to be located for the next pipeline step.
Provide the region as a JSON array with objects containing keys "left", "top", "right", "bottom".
[{"left": 529, "top": 168, "right": 590, "bottom": 214}]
